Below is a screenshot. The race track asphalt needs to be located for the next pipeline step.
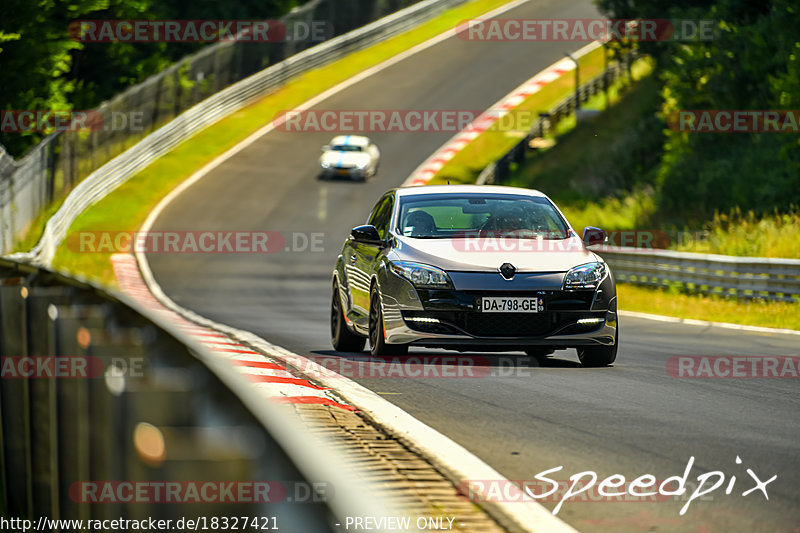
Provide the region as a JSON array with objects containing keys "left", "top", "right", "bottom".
[{"left": 145, "top": 1, "right": 800, "bottom": 530}]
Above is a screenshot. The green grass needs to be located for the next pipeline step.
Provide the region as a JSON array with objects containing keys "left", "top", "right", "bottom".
[
  {"left": 430, "top": 46, "right": 613, "bottom": 185},
  {"left": 672, "top": 208, "right": 800, "bottom": 258},
  {"left": 556, "top": 189, "right": 656, "bottom": 239},
  {"left": 49, "top": 0, "right": 521, "bottom": 287},
  {"left": 619, "top": 284, "right": 800, "bottom": 331}
]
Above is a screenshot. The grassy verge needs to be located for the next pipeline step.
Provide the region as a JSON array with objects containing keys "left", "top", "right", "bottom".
[
  {"left": 618, "top": 284, "right": 800, "bottom": 331},
  {"left": 429, "top": 45, "right": 613, "bottom": 185},
  {"left": 49, "top": 0, "right": 520, "bottom": 287},
  {"left": 671, "top": 208, "right": 800, "bottom": 258}
]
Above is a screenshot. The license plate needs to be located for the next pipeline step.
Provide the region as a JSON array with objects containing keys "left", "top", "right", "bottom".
[
  {"left": 479, "top": 297, "right": 543, "bottom": 313},
  {"left": 337, "top": 169, "right": 350, "bottom": 175}
]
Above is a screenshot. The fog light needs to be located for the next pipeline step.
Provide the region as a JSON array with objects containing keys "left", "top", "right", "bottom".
[
  {"left": 406, "top": 316, "right": 441, "bottom": 323},
  {"left": 577, "top": 318, "right": 604, "bottom": 325}
]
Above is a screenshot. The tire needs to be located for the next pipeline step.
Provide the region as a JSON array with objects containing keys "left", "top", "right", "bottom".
[
  {"left": 369, "top": 288, "right": 408, "bottom": 356},
  {"left": 331, "top": 281, "right": 366, "bottom": 352},
  {"left": 576, "top": 329, "right": 618, "bottom": 367}
]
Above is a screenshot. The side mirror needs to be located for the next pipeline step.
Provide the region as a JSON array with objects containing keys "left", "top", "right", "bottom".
[
  {"left": 351, "top": 225, "right": 383, "bottom": 244},
  {"left": 582, "top": 226, "right": 605, "bottom": 247},
  {"left": 322, "top": 145, "right": 330, "bottom": 151}
]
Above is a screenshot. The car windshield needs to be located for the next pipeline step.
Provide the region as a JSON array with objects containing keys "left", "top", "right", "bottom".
[
  {"left": 330, "top": 145, "right": 363, "bottom": 152},
  {"left": 396, "top": 194, "right": 569, "bottom": 239}
]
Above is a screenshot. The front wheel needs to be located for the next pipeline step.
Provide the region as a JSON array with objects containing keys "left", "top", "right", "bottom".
[
  {"left": 331, "top": 282, "right": 366, "bottom": 352},
  {"left": 576, "top": 329, "right": 618, "bottom": 367},
  {"left": 369, "top": 289, "right": 408, "bottom": 356}
]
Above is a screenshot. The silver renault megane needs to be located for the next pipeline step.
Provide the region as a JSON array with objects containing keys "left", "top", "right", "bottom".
[{"left": 330, "top": 185, "right": 618, "bottom": 367}]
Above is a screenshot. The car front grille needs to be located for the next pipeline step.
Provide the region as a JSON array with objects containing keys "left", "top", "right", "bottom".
[
  {"left": 463, "top": 312, "right": 552, "bottom": 337},
  {"left": 402, "top": 310, "right": 604, "bottom": 338}
]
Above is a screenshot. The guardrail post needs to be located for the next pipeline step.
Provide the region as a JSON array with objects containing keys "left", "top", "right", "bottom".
[
  {"left": 0, "top": 381, "right": 6, "bottom": 515},
  {"left": 0, "top": 279, "right": 33, "bottom": 519},
  {"left": 27, "top": 287, "right": 71, "bottom": 524},
  {"left": 87, "top": 321, "right": 145, "bottom": 522},
  {"left": 50, "top": 304, "right": 105, "bottom": 522}
]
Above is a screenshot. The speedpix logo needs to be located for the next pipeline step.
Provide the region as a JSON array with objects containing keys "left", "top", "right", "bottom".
[{"left": 459, "top": 456, "right": 775, "bottom": 516}]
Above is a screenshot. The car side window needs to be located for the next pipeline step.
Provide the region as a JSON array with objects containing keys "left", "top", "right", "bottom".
[
  {"left": 367, "top": 198, "right": 385, "bottom": 225},
  {"left": 368, "top": 195, "right": 394, "bottom": 240}
]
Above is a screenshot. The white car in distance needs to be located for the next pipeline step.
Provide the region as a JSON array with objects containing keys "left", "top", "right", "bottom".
[{"left": 319, "top": 135, "right": 380, "bottom": 181}]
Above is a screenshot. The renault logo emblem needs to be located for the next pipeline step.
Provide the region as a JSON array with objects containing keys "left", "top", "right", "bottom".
[{"left": 499, "top": 263, "right": 516, "bottom": 280}]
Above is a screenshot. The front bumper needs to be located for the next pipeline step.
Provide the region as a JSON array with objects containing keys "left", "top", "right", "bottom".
[
  {"left": 320, "top": 166, "right": 366, "bottom": 179},
  {"left": 379, "top": 270, "right": 617, "bottom": 349}
]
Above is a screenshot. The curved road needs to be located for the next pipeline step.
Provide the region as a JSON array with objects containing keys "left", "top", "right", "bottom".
[{"left": 146, "top": 0, "right": 800, "bottom": 531}]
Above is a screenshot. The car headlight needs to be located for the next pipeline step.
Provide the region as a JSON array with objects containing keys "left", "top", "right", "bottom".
[
  {"left": 355, "top": 162, "right": 368, "bottom": 170},
  {"left": 564, "top": 262, "right": 606, "bottom": 290},
  {"left": 320, "top": 160, "right": 331, "bottom": 169},
  {"left": 389, "top": 261, "right": 452, "bottom": 288}
]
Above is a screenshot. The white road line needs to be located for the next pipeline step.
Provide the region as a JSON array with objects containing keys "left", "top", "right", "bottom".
[
  {"left": 318, "top": 184, "right": 328, "bottom": 221},
  {"left": 619, "top": 310, "right": 800, "bottom": 336}
]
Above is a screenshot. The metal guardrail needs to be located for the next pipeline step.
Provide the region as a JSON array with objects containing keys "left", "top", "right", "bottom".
[
  {"left": 0, "top": 256, "right": 394, "bottom": 530},
  {"left": 3, "top": 0, "right": 469, "bottom": 258},
  {"left": 595, "top": 247, "right": 800, "bottom": 302}
]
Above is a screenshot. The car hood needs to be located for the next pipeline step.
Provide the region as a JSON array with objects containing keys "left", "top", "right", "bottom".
[
  {"left": 392, "top": 235, "right": 599, "bottom": 272},
  {"left": 320, "top": 151, "right": 371, "bottom": 167}
]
